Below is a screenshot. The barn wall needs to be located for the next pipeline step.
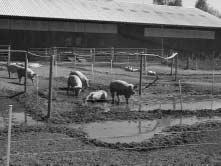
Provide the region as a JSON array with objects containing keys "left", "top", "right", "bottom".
[
  {"left": 0, "top": 18, "right": 220, "bottom": 52},
  {"left": 0, "top": 18, "right": 117, "bottom": 34}
]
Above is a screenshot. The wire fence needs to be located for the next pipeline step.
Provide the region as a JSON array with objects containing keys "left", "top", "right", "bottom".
[
  {"left": 0, "top": 46, "right": 221, "bottom": 165},
  {"left": 1, "top": 109, "right": 221, "bottom": 166}
]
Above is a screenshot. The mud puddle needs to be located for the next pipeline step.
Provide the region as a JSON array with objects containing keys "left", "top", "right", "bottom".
[
  {"left": 71, "top": 116, "right": 221, "bottom": 143},
  {"left": 85, "top": 96, "right": 221, "bottom": 112},
  {"left": 0, "top": 98, "right": 43, "bottom": 129}
]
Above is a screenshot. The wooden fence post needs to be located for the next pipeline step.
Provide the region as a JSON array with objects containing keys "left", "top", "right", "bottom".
[
  {"left": 53, "top": 47, "right": 57, "bottom": 77},
  {"left": 47, "top": 55, "right": 54, "bottom": 119},
  {"left": 24, "top": 52, "right": 28, "bottom": 92},
  {"left": 111, "top": 47, "right": 114, "bottom": 61},
  {"left": 93, "top": 48, "right": 96, "bottom": 65},
  {"left": 73, "top": 48, "right": 76, "bottom": 68},
  {"left": 175, "top": 55, "right": 178, "bottom": 81},
  {"left": 170, "top": 58, "right": 174, "bottom": 76},
  {"left": 144, "top": 48, "right": 147, "bottom": 73},
  {"left": 6, "top": 105, "right": 13, "bottom": 166},
  {"left": 7, "top": 45, "right": 11, "bottom": 65},
  {"left": 179, "top": 80, "right": 183, "bottom": 111},
  {"left": 195, "top": 53, "right": 198, "bottom": 70},
  {"left": 139, "top": 55, "right": 143, "bottom": 96},
  {"left": 212, "top": 51, "right": 215, "bottom": 96}
]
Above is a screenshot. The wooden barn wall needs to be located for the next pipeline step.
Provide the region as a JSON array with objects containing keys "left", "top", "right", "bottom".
[
  {"left": 118, "top": 24, "right": 220, "bottom": 52},
  {"left": 0, "top": 18, "right": 117, "bottom": 34},
  {"left": 144, "top": 28, "right": 215, "bottom": 39},
  {"left": 0, "top": 18, "right": 220, "bottom": 52},
  {"left": 0, "top": 29, "right": 120, "bottom": 49}
]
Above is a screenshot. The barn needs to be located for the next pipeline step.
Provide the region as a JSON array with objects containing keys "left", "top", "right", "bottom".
[{"left": 0, "top": 0, "right": 221, "bottom": 53}]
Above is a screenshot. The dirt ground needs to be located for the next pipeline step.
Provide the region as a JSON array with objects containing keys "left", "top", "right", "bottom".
[{"left": 1, "top": 61, "right": 221, "bottom": 165}]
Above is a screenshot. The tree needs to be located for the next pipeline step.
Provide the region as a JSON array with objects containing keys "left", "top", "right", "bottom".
[
  {"left": 153, "top": 0, "right": 164, "bottom": 5},
  {"left": 168, "top": 0, "right": 182, "bottom": 6},
  {"left": 153, "top": 0, "right": 182, "bottom": 6},
  {"left": 195, "top": 0, "right": 221, "bottom": 18},
  {"left": 195, "top": 0, "right": 208, "bottom": 12}
]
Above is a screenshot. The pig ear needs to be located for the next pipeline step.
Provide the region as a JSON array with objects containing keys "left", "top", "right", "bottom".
[
  {"left": 128, "top": 84, "right": 134, "bottom": 90},
  {"left": 133, "top": 85, "right": 138, "bottom": 89}
]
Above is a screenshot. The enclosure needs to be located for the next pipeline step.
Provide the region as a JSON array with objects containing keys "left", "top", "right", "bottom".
[{"left": 0, "top": 45, "right": 221, "bottom": 165}]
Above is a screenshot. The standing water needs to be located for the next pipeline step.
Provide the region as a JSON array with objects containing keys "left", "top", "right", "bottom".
[
  {"left": 85, "top": 95, "right": 221, "bottom": 112},
  {"left": 0, "top": 97, "right": 42, "bottom": 129},
  {"left": 70, "top": 116, "right": 221, "bottom": 143}
]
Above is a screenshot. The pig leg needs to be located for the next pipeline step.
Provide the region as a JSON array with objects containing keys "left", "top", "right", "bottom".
[
  {"left": 125, "top": 97, "right": 129, "bottom": 104},
  {"left": 18, "top": 77, "right": 22, "bottom": 84},
  {"left": 116, "top": 93, "right": 120, "bottom": 104},
  {"left": 111, "top": 92, "right": 115, "bottom": 104},
  {"left": 31, "top": 78, "right": 34, "bottom": 85},
  {"left": 74, "top": 88, "right": 77, "bottom": 97},
  {"left": 17, "top": 72, "right": 22, "bottom": 84},
  {"left": 67, "top": 84, "right": 70, "bottom": 95},
  {"left": 8, "top": 71, "right": 10, "bottom": 78},
  {"left": 73, "top": 88, "right": 76, "bottom": 96}
]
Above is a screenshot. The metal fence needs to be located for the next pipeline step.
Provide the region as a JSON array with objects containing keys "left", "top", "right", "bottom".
[
  {"left": 1, "top": 107, "right": 221, "bottom": 165},
  {"left": 0, "top": 46, "right": 221, "bottom": 165}
]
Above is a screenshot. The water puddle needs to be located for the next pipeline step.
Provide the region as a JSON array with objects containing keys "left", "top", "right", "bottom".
[
  {"left": 71, "top": 116, "right": 221, "bottom": 143},
  {"left": 0, "top": 98, "right": 43, "bottom": 129},
  {"left": 85, "top": 96, "right": 221, "bottom": 112}
]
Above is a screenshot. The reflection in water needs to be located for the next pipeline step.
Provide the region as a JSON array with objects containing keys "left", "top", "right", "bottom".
[
  {"left": 88, "top": 96, "right": 221, "bottom": 112},
  {"left": 173, "top": 97, "right": 176, "bottom": 110},
  {"left": 74, "top": 116, "right": 221, "bottom": 143},
  {"left": 0, "top": 98, "right": 43, "bottom": 129}
]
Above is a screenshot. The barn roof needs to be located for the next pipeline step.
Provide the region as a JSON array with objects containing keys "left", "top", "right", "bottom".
[{"left": 0, "top": 0, "right": 221, "bottom": 28}]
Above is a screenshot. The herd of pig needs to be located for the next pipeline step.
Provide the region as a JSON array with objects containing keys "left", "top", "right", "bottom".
[
  {"left": 6, "top": 63, "right": 137, "bottom": 104},
  {"left": 67, "top": 70, "right": 137, "bottom": 104}
]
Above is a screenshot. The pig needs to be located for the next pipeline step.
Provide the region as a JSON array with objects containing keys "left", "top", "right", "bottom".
[
  {"left": 147, "top": 70, "right": 156, "bottom": 76},
  {"left": 86, "top": 90, "right": 108, "bottom": 102},
  {"left": 16, "top": 67, "right": 36, "bottom": 84},
  {"left": 69, "top": 71, "right": 89, "bottom": 89},
  {"left": 67, "top": 75, "right": 82, "bottom": 97},
  {"left": 7, "top": 63, "right": 22, "bottom": 78},
  {"left": 110, "top": 80, "right": 137, "bottom": 104}
]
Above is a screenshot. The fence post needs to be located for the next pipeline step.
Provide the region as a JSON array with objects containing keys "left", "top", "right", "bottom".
[
  {"left": 73, "top": 48, "right": 76, "bottom": 68},
  {"left": 175, "top": 54, "right": 178, "bottom": 81},
  {"left": 45, "top": 48, "right": 48, "bottom": 57},
  {"left": 110, "top": 47, "right": 114, "bottom": 74},
  {"left": 110, "top": 59, "right": 113, "bottom": 74},
  {"left": 212, "top": 51, "right": 215, "bottom": 96},
  {"left": 144, "top": 48, "right": 147, "bottom": 73},
  {"left": 6, "top": 105, "right": 13, "bottom": 166},
  {"left": 7, "top": 45, "right": 11, "bottom": 65},
  {"left": 111, "top": 47, "right": 114, "bottom": 61},
  {"left": 53, "top": 47, "right": 57, "bottom": 77},
  {"left": 47, "top": 55, "right": 54, "bottom": 119},
  {"left": 139, "top": 55, "right": 143, "bottom": 96},
  {"left": 36, "top": 75, "right": 39, "bottom": 105},
  {"left": 53, "top": 47, "right": 59, "bottom": 61},
  {"left": 24, "top": 52, "right": 28, "bottom": 92},
  {"left": 179, "top": 80, "right": 183, "bottom": 111},
  {"left": 170, "top": 58, "right": 174, "bottom": 76},
  {"left": 93, "top": 48, "right": 96, "bottom": 65},
  {"left": 195, "top": 53, "right": 198, "bottom": 70}
]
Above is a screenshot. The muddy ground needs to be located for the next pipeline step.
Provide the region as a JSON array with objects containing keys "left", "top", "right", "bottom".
[{"left": 1, "top": 61, "right": 221, "bottom": 165}]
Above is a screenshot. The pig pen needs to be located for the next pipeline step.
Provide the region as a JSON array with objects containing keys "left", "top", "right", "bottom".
[{"left": 1, "top": 58, "right": 221, "bottom": 165}]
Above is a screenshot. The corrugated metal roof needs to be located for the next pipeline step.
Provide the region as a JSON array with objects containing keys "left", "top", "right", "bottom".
[{"left": 0, "top": 0, "right": 221, "bottom": 28}]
